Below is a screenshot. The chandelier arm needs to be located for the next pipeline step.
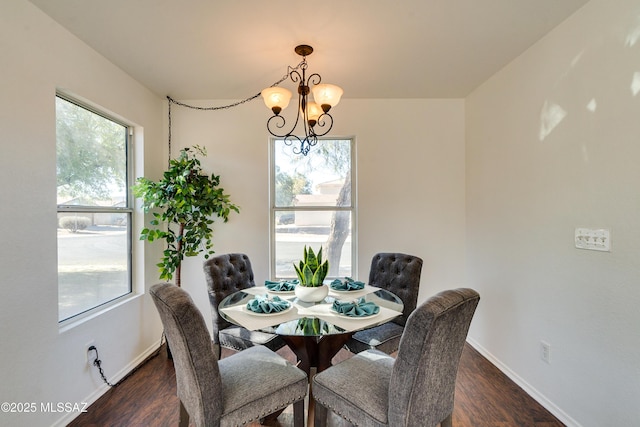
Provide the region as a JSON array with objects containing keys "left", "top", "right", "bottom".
[
  {"left": 300, "top": 95, "right": 312, "bottom": 137},
  {"left": 299, "top": 134, "right": 318, "bottom": 156},
  {"left": 307, "top": 73, "right": 322, "bottom": 87},
  {"left": 283, "top": 135, "right": 304, "bottom": 155},
  {"left": 265, "top": 113, "right": 304, "bottom": 139},
  {"left": 310, "top": 112, "right": 334, "bottom": 137},
  {"left": 295, "top": 87, "right": 316, "bottom": 157},
  {"left": 282, "top": 134, "right": 317, "bottom": 157},
  {"left": 265, "top": 115, "right": 289, "bottom": 137},
  {"left": 265, "top": 76, "right": 309, "bottom": 138},
  {"left": 290, "top": 69, "right": 303, "bottom": 85}
]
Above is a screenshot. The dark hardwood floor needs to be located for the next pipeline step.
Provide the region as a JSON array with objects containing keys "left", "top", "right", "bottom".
[{"left": 68, "top": 343, "right": 564, "bottom": 426}]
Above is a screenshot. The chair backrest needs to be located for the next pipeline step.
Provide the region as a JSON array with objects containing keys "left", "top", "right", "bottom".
[
  {"left": 388, "top": 288, "right": 480, "bottom": 427},
  {"left": 150, "top": 283, "right": 223, "bottom": 427},
  {"left": 203, "top": 253, "right": 256, "bottom": 343},
  {"left": 368, "top": 253, "right": 423, "bottom": 326}
]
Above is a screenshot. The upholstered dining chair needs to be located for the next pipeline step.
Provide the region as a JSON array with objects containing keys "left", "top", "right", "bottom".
[
  {"left": 203, "top": 253, "right": 286, "bottom": 358},
  {"left": 150, "top": 283, "right": 307, "bottom": 427},
  {"left": 313, "top": 288, "right": 480, "bottom": 427},
  {"left": 345, "top": 252, "right": 423, "bottom": 354}
]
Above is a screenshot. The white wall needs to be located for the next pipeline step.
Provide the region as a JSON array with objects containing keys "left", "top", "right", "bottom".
[
  {"left": 0, "top": 1, "right": 165, "bottom": 426},
  {"left": 466, "top": 0, "right": 640, "bottom": 425},
  {"left": 168, "top": 98, "right": 467, "bottom": 333}
]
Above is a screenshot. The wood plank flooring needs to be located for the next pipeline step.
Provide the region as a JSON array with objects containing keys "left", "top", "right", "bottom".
[{"left": 68, "top": 343, "right": 564, "bottom": 426}]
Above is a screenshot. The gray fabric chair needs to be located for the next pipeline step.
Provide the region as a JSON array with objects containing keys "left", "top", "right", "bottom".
[
  {"left": 203, "top": 253, "right": 286, "bottom": 358},
  {"left": 313, "top": 288, "right": 480, "bottom": 427},
  {"left": 345, "top": 252, "right": 423, "bottom": 354},
  {"left": 150, "top": 283, "right": 307, "bottom": 427}
]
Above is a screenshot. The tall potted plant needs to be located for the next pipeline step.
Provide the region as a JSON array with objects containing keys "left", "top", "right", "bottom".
[{"left": 133, "top": 145, "right": 239, "bottom": 286}]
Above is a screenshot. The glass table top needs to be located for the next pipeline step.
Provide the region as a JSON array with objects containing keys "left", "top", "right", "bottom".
[{"left": 219, "top": 286, "right": 404, "bottom": 337}]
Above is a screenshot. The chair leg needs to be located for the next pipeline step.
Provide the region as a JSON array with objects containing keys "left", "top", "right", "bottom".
[
  {"left": 179, "top": 400, "right": 189, "bottom": 427},
  {"left": 440, "top": 413, "right": 452, "bottom": 427},
  {"left": 293, "top": 399, "right": 305, "bottom": 427},
  {"left": 313, "top": 400, "right": 328, "bottom": 427},
  {"left": 262, "top": 408, "right": 285, "bottom": 424}
]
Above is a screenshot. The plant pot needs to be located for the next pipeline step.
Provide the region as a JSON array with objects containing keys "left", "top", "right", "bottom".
[{"left": 295, "top": 284, "right": 329, "bottom": 303}]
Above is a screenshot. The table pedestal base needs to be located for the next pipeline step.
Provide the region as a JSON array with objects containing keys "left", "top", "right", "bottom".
[{"left": 282, "top": 332, "right": 354, "bottom": 377}]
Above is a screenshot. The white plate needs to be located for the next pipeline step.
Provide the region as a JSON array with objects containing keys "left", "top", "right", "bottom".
[
  {"left": 330, "top": 287, "right": 364, "bottom": 293},
  {"left": 243, "top": 303, "right": 293, "bottom": 316},
  {"left": 331, "top": 308, "right": 380, "bottom": 318},
  {"left": 265, "top": 289, "right": 295, "bottom": 295}
]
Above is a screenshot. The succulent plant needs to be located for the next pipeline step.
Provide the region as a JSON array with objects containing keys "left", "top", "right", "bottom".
[
  {"left": 294, "top": 245, "right": 329, "bottom": 287},
  {"left": 295, "top": 317, "right": 329, "bottom": 335}
]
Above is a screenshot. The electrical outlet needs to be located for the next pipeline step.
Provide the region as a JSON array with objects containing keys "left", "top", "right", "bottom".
[
  {"left": 540, "top": 341, "right": 551, "bottom": 364},
  {"left": 86, "top": 340, "right": 96, "bottom": 366}
]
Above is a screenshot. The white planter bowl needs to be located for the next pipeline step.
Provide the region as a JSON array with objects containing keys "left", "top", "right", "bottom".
[{"left": 294, "top": 284, "right": 329, "bottom": 303}]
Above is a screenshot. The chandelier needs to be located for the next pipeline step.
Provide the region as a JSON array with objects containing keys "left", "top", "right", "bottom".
[{"left": 261, "top": 45, "right": 343, "bottom": 156}]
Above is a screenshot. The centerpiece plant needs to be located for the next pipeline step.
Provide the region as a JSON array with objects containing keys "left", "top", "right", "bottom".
[
  {"left": 294, "top": 246, "right": 329, "bottom": 287},
  {"left": 132, "top": 145, "right": 239, "bottom": 287},
  {"left": 296, "top": 317, "right": 329, "bottom": 335}
]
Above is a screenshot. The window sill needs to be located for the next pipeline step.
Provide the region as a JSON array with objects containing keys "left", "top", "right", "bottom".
[{"left": 58, "top": 292, "right": 143, "bottom": 333}]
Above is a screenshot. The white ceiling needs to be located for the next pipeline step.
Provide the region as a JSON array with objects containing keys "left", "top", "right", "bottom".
[{"left": 28, "top": 0, "right": 589, "bottom": 100}]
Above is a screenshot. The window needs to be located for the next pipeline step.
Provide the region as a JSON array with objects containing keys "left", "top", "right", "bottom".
[
  {"left": 56, "top": 94, "right": 132, "bottom": 322},
  {"left": 271, "top": 138, "right": 355, "bottom": 280}
]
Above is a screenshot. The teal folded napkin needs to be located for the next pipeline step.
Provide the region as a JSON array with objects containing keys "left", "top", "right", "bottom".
[
  {"left": 332, "top": 297, "right": 379, "bottom": 317},
  {"left": 330, "top": 277, "right": 365, "bottom": 291},
  {"left": 264, "top": 279, "right": 299, "bottom": 292},
  {"left": 246, "top": 295, "right": 291, "bottom": 314}
]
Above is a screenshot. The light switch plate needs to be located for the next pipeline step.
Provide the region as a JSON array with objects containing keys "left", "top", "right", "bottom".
[{"left": 575, "top": 228, "right": 610, "bottom": 252}]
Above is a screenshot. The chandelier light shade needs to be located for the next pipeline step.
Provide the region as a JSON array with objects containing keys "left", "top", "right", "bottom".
[
  {"left": 261, "top": 44, "right": 343, "bottom": 155},
  {"left": 305, "top": 102, "right": 323, "bottom": 124},
  {"left": 261, "top": 87, "right": 292, "bottom": 114},
  {"left": 311, "top": 84, "right": 344, "bottom": 112}
]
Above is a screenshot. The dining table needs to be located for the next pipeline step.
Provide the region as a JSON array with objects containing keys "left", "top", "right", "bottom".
[{"left": 218, "top": 282, "right": 404, "bottom": 377}]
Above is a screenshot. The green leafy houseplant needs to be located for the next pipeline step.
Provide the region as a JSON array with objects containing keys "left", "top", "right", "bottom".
[
  {"left": 294, "top": 246, "right": 329, "bottom": 287},
  {"left": 132, "top": 146, "right": 239, "bottom": 286}
]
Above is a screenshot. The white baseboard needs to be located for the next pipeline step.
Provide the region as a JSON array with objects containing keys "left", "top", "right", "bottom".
[
  {"left": 51, "top": 339, "right": 163, "bottom": 427},
  {"left": 466, "top": 338, "right": 581, "bottom": 427}
]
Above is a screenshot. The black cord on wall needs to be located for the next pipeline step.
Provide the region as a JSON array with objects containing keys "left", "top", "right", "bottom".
[{"left": 88, "top": 333, "right": 165, "bottom": 388}]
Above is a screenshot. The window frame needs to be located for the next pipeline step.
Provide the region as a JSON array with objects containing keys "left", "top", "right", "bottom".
[
  {"left": 56, "top": 92, "right": 135, "bottom": 324},
  {"left": 269, "top": 137, "right": 357, "bottom": 280}
]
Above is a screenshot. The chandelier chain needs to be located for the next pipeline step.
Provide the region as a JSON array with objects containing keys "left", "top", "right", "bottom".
[
  {"left": 166, "top": 59, "right": 305, "bottom": 111},
  {"left": 167, "top": 59, "right": 306, "bottom": 159}
]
